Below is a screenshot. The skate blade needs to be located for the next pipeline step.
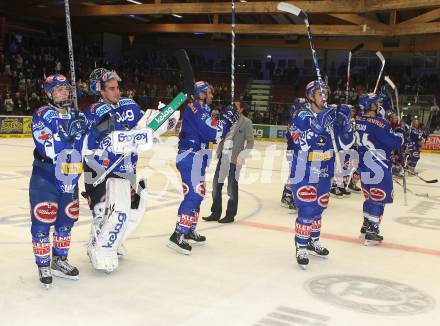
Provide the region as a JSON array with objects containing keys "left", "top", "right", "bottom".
[
  {"left": 167, "top": 242, "right": 191, "bottom": 255},
  {"left": 307, "top": 251, "right": 329, "bottom": 259},
  {"left": 186, "top": 240, "right": 206, "bottom": 247},
  {"left": 330, "top": 194, "right": 343, "bottom": 199},
  {"left": 364, "top": 239, "right": 382, "bottom": 246},
  {"left": 288, "top": 210, "right": 297, "bottom": 215},
  {"left": 51, "top": 269, "right": 79, "bottom": 281},
  {"left": 358, "top": 233, "right": 366, "bottom": 240},
  {"left": 42, "top": 283, "right": 53, "bottom": 290},
  {"left": 298, "top": 264, "right": 308, "bottom": 270}
]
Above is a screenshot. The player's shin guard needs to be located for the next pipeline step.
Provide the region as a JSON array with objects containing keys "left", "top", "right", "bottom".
[
  {"left": 52, "top": 227, "right": 71, "bottom": 258},
  {"left": 32, "top": 232, "right": 51, "bottom": 266}
]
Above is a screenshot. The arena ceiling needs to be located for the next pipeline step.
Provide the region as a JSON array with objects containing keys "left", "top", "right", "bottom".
[{"left": 4, "top": 1, "right": 440, "bottom": 51}]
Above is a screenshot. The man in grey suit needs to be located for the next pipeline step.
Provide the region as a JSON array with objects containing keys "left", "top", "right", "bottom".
[{"left": 203, "top": 100, "right": 255, "bottom": 223}]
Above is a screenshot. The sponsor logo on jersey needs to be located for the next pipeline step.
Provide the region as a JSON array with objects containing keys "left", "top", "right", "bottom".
[
  {"left": 117, "top": 131, "right": 147, "bottom": 142},
  {"left": 43, "top": 110, "right": 58, "bottom": 123},
  {"left": 65, "top": 200, "right": 79, "bottom": 219},
  {"left": 312, "top": 219, "right": 321, "bottom": 230},
  {"left": 53, "top": 234, "right": 71, "bottom": 249},
  {"left": 34, "top": 202, "right": 58, "bottom": 224},
  {"left": 298, "top": 110, "right": 313, "bottom": 120},
  {"left": 296, "top": 186, "right": 317, "bottom": 202},
  {"left": 119, "top": 163, "right": 135, "bottom": 172},
  {"left": 102, "top": 211, "right": 127, "bottom": 248},
  {"left": 95, "top": 104, "right": 112, "bottom": 117},
  {"left": 182, "top": 182, "right": 189, "bottom": 195},
  {"left": 308, "top": 150, "right": 332, "bottom": 161},
  {"left": 366, "top": 118, "right": 385, "bottom": 128},
  {"left": 291, "top": 131, "right": 301, "bottom": 142},
  {"left": 318, "top": 193, "right": 330, "bottom": 207},
  {"left": 116, "top": 109, "right": 135, "bottom": 123},
  {"left": 32, "top": 240, "right": 51, "bottom": 257},
  {"left": 32, "top": 121, "right": 45, "bottom": 130},
  {"left": 61, "top": 163, "right": 83, "bottom": 174},
  {"left": 196, "top": 182, "right": 206, "bottom": 197},
  {"left": 295, "top": 223, "right": 312, "bottom": 238},
  {"left": 178, "top": 214, "right": 192, "bottom": 228},
  {"left": 370, "top": 188, "right": 386, "bottom": 201}
]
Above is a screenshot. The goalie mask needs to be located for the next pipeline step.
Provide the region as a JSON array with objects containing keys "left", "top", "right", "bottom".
[
  {"left": 89, "top": 68, "right": 122, "bottom": 96},
  {"left": 44, "top": 74, "right": 73, "bottom": 110}
]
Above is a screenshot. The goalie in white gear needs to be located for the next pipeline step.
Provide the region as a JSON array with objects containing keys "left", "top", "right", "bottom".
[{"left": 83, "top": 68, "right": 179, "bottom": 272}]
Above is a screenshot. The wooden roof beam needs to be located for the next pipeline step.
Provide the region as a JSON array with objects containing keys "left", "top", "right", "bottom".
[
  {"left": 398, "top": 8, "right": 440, "bottom": 25},
  {"left": 79, "top": 23, "right": 389, "bottom": 36},
  {"left": 365, "top": 0, "right": 440, "bottom": 12},
  {"left": 328, "top": 13, "right": 391, "bottom": 32}
]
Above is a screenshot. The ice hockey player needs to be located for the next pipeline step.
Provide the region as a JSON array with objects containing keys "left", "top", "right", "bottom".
[
  {"left": 82, "top": 68, "right": 179, "bottom": 272},
  {"left": 30, "top": 74, "right": 88, "bottom": 287},
  {"left": 281, "top": 98, "right": 307, "bottom": 212},
  {"left": 288, "top": 80, "right": 354, "bottom": 269},
  {"left": 406, "top": 116, "right": 427, "bottom": 173},
  {"left": 356, "top": 93, "right": 404, "bottom": 245},
  {"left": 167, "top": 81, "right": 239, "bottom": 255}
]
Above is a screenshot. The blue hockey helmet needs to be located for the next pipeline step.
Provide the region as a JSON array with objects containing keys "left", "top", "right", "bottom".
[
  {"left": 44, "top": 74, "right": 72, "bottom": 109},
  {"left": 89, "top": 68, "right": 122, "bottom": 95},
  {"left": 305, "top": 80, "right": 329, "bottom": 99},
  {"left": 194, "top": 81, "right": 213, "bottom": 98},
  {"left": 358, "top": 92, "right": 379, "bottom": 113}
]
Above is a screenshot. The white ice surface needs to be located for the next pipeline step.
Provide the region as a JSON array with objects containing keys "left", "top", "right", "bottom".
[{"left": 0, "top": 138, "right": 439, "bottom": 326}]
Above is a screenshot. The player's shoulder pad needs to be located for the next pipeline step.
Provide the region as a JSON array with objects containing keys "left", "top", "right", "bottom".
[
  {"left": 35, "top": 105, "right": 58, "bottom": 124},
  {"left": 119, "top": 97, "right": 139, "bottom": 108},
  {"left": 297, "top": 109, "right": 313, "bottom": 119},
  {"left": 88, "top": 101, "right": 111, "bottom": 118}
]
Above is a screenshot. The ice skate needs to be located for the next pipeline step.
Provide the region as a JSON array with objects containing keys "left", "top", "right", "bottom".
[
  {"left": 330, "top": 187, "right": 344, "bottom": 199},
  {"left": 184, "top": 230, "right": 206, "bottom": 246},
  {"left": 364, "top": 225, "right": 384, "bottom": 246},
  {"left": 51, "top": 255, "right": 79, "bottom": 280},
  {"left": 38, "top": 266, "right": 53, "bottom": 289},
  {"left": 296, "top": 247, "right": 309, "bottom": 270},
  {"left": 168, "top": 231, "right": 192, "bottom": 255},
  {"left": 307, "top": 239, "right": 329, "bottom": 258}
]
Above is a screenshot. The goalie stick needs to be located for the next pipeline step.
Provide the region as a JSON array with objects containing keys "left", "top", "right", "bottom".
[
  {"left": 277, "top": 2, "right": 343, "bottom": 173},
  {"left": 92, "top": 49, "right": 195, "bottom": 187},
  {"left": 346, "top": 43, "right": 364, "bottom": 104}
]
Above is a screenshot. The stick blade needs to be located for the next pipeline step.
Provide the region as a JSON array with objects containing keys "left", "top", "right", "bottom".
[
  {"left": 175, "top": 49, "right": 195, "bottom": 96},
  {"left": 351, "top": 43, "right": 364, "bottom": 54},
  {"left": 426, "top": 179, "right": 438, "bottom": 183},
  {"left": 376, "top": 51, "right": 385, "bottom": 63},
  {"left": 277, "top": 2, "right": 302, "bottom": 16},
  {"left": 384, "top": 75, "right": 396, "bottom": 90}
]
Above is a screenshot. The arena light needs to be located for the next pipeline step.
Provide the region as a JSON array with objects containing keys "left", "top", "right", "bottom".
[
  {"left": 126, "top": 0, "right": 143, "bottom": 4},
  {"left": 172, "top": 14, "right": 183, "bottom": 18}
]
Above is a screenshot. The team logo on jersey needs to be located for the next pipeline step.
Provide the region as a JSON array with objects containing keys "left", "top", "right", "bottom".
[
  {"left": 296, "top": 186, "right": 317, "bottom": 202},
  {"left": 34, "top": 202, "right": 58, "bottom": 223},
  {"left": 196, "top": 182, "right": 206, "bottom": 197},
  {"left": 318, "top": 193, "right": 330, "bottom": 207},
  {"left": 182, "top": 182, "right": 189, "bottom": 195},
  {"left": 370, "top": 188, "right": 386, "bottom": 201},
  {"left": 43, "top": 110, "right": 58, "bottom": 123},
  {"left": 316, "top": 135, "right": 327, "bottom": 148},
  {"left": 65, "top": 200, "right": 79, "bottom": 219},
  {"left": 33, "top": 127, "right": 52, "bottom": 144},
  {"left": 291, "top": 130, "right": 301, "bottom": 142}
]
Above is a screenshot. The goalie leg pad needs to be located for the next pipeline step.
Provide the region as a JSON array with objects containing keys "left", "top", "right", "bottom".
[
  {"left": 88, "top": 178, "right": 131, "bottom": 272},
  {"left": 122, "top": 178, "right": 148, "bottom": 243}
]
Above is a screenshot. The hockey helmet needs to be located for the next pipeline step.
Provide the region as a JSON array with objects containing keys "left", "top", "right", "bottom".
[
  {"left": 194, "top": 81, "right": 213, "bottom": 98},
  {"left": 358, "top": 92, "right": 379, "bottom": 113},
  {"left": 44, "top": 74, "right": 73, "bottom": 109},
  {"left": 305, "top": 80, "right": 329, "bottom": 99},
  {"left": 89, "top": 68, "right": 122, "bottom": 95}
]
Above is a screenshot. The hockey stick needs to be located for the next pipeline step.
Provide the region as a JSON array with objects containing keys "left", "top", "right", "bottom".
[
  {"left": 345, "top": 43, "right": 364, "bottom": 104},
  {"left": 404, "top": 169, "right": 438, "bottom": 183},
  {"left": 63, "top": 0, "right": 78, "bottom": 111},
  {"left": 277, "top": 2, "right": 343, "bottom": 173},
  {"left": 231, "top": 0, "right": 236, "bottom": 106},
  {"left": 373, "top": 51, "right": 385, "bottom": 94},
  {"left": 92, "top": 49, "right": 195, "bottom": 187},
  {"left": 384, "top": 76, "right": 400, "bottom": 119},
  {"left": 393, "top": 177, "right": 429, "bottom": 198}
]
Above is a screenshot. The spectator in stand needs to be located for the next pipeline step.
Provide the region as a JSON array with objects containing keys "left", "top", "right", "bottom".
[{"left": 4, "top": 93, "right": 14, "bottom": 115}]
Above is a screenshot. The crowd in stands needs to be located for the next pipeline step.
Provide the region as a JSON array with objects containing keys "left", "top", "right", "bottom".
[{"left": 1, "top": 32, "right": 439, "bottom": 131}]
